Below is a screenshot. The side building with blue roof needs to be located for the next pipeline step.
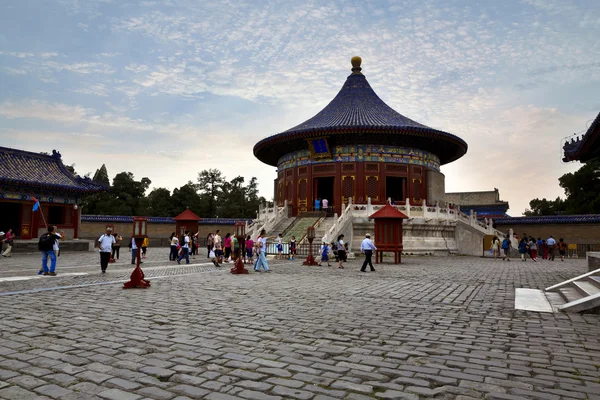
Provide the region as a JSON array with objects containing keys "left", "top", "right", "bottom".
[{"left": 0, "top": 146, "right": 107, "bottom": 239}]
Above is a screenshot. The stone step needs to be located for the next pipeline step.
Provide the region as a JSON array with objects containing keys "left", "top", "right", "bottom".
[
  {"left": 514, "top": 288, "right": 553, "bottom": 313},
  {"left": 558, "top": 287, "right": 583, "bottom": 304},
  {"left": 572, "top": 280, "right": 600, "bottom": 297},
  {"left": 559, "top": 291, "right": 600, "bottom": 313},
  {"left": 587, "top": 276, "right": 600, "bottom": 289}
]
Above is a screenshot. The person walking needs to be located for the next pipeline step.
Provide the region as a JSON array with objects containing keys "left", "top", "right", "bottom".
[
  {"left": 528, "top": 236, "right": 538, "bottom": 262},
  {"left": 541, "top": 239, "right": 549, "bottom": 259},
  {"left": 191, "top": 232, "right": 199, "bottom": 258},
  {"left": 39, "top": 226, "right": 62, "bottom": 276},
  {"left": 315, "top": 198, "right": 321, "bottom": 211},
  {"left": 254, "top": 229, "right": 273, "bottom": 273},
  {"left": 98, "top": 227, "right": 116, "bottom": 273},
  {"left": 501, "top": 236, "right": 512, "bottom": 261},
  {"left": 245, "top": 235, "right": 254, "bottom": 264},
  {"left": 322, "top": 198, "right": 329, "bottom": 213},
  {"left": 111, "top": 232, "right": 122, "bottom": 261},
  {"left": 2, "top": 228, "right": 14, "bottom": 257},
  {"left": 206, "top": 233, "right": 214, "bottom": 258},
  {"left": 141, "top": 237, "right": 149, "bottom": 259},
  {"left": 214, "top": 230, "right": 223, "bottom": 264},
  {"left": 491, "top": 236, "right": 501, "bottom": 260},
  {"left": 360, "top": 233, "right": 377, "bottom": 272},
  {"left": 289, "top": 236, "right": 296, "bottom": 261},
  {"left": 223, "top": 233, "right": 232, "bottom": 263},
  {"left": 129, "top": 236, "right": 143, "bottom": 265},
  {"left": 558, "top": 238, "right": 568, "bottom": 261},
  {"left": 177, "top": 230, "right": 191, "bottom": 264},
  {"left": 336, "top": 234, "right": 347, "bottom": 269},
  {"left": 276, "top": 234, "right": 283, "bottom": 259},
  {"left": 518, "top": 238, "right": 528, "bottom": 262},
  {"left": 547, "top": 235, "right": 556, "bottom": 261},
  {"left": 169, "top": 232, "right": 178, "bottom": 261},
  {"left": 318, "top": 241, "right": 331, "bottom": 266}
]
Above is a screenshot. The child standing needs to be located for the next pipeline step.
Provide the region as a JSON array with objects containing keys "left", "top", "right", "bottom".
[
  {"left": 276, "top": 234, "right": 283, "bottom": 259},
  {"left": 558, "top": 238, "right": 568, "bottom": 261},
  {"left": 141, "top": 237, "right": 149, "bottom": 259},
  {"left": 289, "top": 236, "right": 297, "bottom": 260},
  {"left": 318, "top": 241, "right": 331, "bottom": 266}
]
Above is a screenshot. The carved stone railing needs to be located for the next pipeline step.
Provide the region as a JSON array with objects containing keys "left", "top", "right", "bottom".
[
  {"left": 246, "top": 201, "right": 288, "bottom": 239},
  {"left": 322, "top": 198, "right": 353, "bottom": 246},
  {"left": 353, "top": 198, "right": 506, "bottom": 238}
]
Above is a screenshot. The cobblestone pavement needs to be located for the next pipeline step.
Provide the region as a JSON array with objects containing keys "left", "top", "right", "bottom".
[{"left": 0, "top": 252, "right": 599, "bottom": 399}]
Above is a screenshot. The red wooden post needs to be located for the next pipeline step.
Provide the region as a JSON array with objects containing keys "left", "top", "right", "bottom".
[
  {"left": 231, "top": 222, "right": 248, "bottom": 274},
  {"left": 303, "top": 226, "right": 319, "bottom": 266},
  {"left": 124, "top": 217, "right": 151, "bottom": 289}
]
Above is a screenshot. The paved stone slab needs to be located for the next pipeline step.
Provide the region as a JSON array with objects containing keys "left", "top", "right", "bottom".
[{"left": 0, "top": 254, "right": 598, "bottom": 400}]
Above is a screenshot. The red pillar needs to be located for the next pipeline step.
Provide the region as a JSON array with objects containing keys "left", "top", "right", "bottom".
[
  {"left": 73, "top": 206, "right": 79, "bottom": 239},
  {"left": 31, "top": 207, "right": 40, "bottom": 239}
]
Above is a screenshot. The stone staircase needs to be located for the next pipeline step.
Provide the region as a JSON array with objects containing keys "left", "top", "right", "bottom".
[
  {"left": 282, "top": 217, "right": 320, "bottom": 243},
  {"left": 314, "top": 217, "right": 336, "bottom": 244},
  {"left": 515, "top": 268, "right": 600, "bottom": 313},
  {"left": 269, "top": 216, "right": 295, "bottom": 237}
]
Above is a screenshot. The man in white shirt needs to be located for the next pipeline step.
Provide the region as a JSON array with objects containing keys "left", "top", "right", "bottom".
[
  {"left": 98, "top": 228, "right": 116, "bottom": 273},
  {"left": 547, "top": 236, "right": 556, "bottom": 261},
  {"left": 322, "top": 198, "right": 329, "bottom": 212},
  {"left": 177, "top": 230, "right": 191, "bottom": 264},
  {"left": 360, "top": 233, "right": 377, "bottom": 272},
  {"left": 214, "top": 229, "right": 223, "bottom": 263}
]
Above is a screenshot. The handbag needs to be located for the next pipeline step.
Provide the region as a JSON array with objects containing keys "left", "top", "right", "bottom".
[{"left": 209, "top": 249, "right": 216, "bottom": 258}]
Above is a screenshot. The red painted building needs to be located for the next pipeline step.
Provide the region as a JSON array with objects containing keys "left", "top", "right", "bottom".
[
  {"left": 0, "top": 147, "right": 107, "bottom": 239},
  {"left": 254, "top": 57, "right": 468, "bottom": 216}
]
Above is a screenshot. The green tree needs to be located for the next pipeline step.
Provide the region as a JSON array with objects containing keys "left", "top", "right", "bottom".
[
  {"left": 146, "top": 188, "right": 174, "bottom": 216},
  {"left": 197, "top": 169, "right": 224, "bottom": 217},
  {"left": 82, "top": 172, "right": 151, "bottom": 215},
  {"left": 524, "top": 197, "right": 566, "bottom": 216},
  {"left": 524, "top": 158, "right": 600, "bottom": 215},
  {"left": 92, "top": 164, "right": 110, "bottom": 186},
  {"left": 559, "top": 158, "right": 600, "bottom": 214},
  {"left": 172, "top": 183, "right": 203, "bottom": 217}
]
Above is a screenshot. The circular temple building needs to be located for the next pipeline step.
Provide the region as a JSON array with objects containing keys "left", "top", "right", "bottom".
[{"left": 254, "top": 57, "right": 468, "bottom": 217}]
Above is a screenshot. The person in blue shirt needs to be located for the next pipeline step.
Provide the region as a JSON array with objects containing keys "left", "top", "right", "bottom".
[
  {"left": 518, "top": 238, "right": 529, "bottom": 262},
  {"left": 501, "top": 236, "right": 511, "bottom": 261},
  {"left": 315, "top": 198, "right": 321, "bottom": 211},
  {"left": 360, "top": 233, "right": 377, "bottom": 272}
]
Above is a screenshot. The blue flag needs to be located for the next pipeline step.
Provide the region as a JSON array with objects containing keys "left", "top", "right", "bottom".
[{"left": 32, "top": 197, "right": 40, "bottom": 212}]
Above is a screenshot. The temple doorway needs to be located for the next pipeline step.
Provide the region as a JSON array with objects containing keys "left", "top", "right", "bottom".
[
  {"left": 314, "top": 177, "right": 334, "bottom": 212},
  {"left": 386, "top": 176, "right": 407, "bottom": 204},
  {"left": 0, "top": 202, "right": 22, "bottom": 237}
]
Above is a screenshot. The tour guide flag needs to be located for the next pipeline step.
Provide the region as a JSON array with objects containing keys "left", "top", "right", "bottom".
[{"left": 32, "top": 197, "right": 40, "bottom": 212}]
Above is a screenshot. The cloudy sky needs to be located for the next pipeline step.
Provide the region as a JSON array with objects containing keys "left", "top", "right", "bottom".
[{"left": 1, "top": 0, "right": 599, "bottom": 216}]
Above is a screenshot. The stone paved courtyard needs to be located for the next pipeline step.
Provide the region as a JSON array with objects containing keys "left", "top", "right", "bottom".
[{"left": 0, "top": 251, "right": 599, "bottom": 400}]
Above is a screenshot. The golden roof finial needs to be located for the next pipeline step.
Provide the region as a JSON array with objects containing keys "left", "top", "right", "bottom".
[{"left": 351, "top": 56, "right": 362, "bottom": 74}]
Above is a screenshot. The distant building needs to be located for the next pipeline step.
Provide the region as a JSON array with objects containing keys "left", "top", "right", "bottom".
[
  {"left": 0, "top": 146, "right": 107, "bottom": 239},
  {"left": 445, "top": 188, "right": 509, "bottom": 219},
  {"left": 563, "top": 111, "right": 600, "bottom": 163}
]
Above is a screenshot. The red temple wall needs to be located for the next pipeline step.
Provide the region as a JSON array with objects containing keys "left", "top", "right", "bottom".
[{"left": 275, "top": 161, "right": 429, "bottom": 216}]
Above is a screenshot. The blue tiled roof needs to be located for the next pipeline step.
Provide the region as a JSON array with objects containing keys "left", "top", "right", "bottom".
[
  {"left": 0, "top": 147, "right": 107, "bottom": 193},
  {"left": 81, "top": 215, "right": 251, "bottom": 225},
  {"left": 563, "top": 111, "right": 600, "bottom": 162},
  {"left": 495, "top": 214, "right": 600, "bottom": 225},
  {"left": 254, "top": 60, "right": 468, "bottom": 166}
]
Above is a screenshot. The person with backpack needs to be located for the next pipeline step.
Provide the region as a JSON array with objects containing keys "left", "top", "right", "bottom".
[
  {"left": 98, "top": 227, "right": 116, "bottom": 273},
  {"left": 177, "top": 230, "right": 191, "bottom": 264},
  {"left": 39, "top": 226, "right": 61, "bottom": 276},
  {"left": 501, "top": 236, "right": 511, "bottom": 261}
]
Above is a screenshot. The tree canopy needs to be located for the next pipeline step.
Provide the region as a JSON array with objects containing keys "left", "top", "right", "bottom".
[
  {"left": 524, "top": 158, "right": 600, "bottom": 216},
  {"left": 81, "top": 167, "right": 265, "bottom": 219}
]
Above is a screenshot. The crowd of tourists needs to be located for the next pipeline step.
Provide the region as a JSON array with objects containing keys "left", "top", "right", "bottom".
[
  {"left": 0, "top": 225, "right": 576, "bottom": 276},
  {"left": 490, "top": 233, "right": 569, "bottom": 262}
]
